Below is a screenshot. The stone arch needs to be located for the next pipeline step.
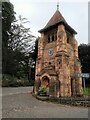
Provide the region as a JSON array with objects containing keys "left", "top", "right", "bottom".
[
  {"left": 40, "top": 73, "right": 51, "bottom": 81},
  {"left": 40, "top": 73, "right": 51, "bottom": 87},
  {"left": 40, "top": 73, "right": 51, "bottom": 96}
]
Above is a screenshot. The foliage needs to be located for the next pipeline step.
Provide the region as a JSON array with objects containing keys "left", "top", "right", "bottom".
[
  {"left": 78, "top": 44, "right": 90, "bottom": 86},
  {"left": 2, "top": 2, "right": 15, "bottom": 74},
  {"left": 29, "top": 37, "right": 38, "bottom": 82},
  {"left": 9, "top": 15, "right": 35, "bottom": 53},
  {"left": 78, "top": 44, "right": 90, "bottom": 73},
  {"left": 2, "top": 2, "right": 36, "bottom": 87},
  {"left": 6, "top": 15, "right": 35, "bottom": 78},
  {"left": 31, "top": 37, "right": 38, "bottom": 61},
  {"left": 2, "top": 74, "right": 32, "bottom": 87},
  {"left": 38, "top": 86, "right": 47, "bottom": 95},
  {"left": 82, "top": 87, "right": 90, "bottom": 96}
]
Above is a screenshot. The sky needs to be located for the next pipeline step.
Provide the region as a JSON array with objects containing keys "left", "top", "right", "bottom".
[{"left": 10, "top": 0, "right": 88, "bottom": 45}]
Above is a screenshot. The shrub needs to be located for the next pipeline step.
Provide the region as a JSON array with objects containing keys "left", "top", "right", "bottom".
[
  {"left": 38, "top": 86, "right": 47, "bottom": 96},
  {"left": 83, "top": 87, "right": 90, "bottom": 96},
  {"left": 2, "top": 74, "right": 33, "bottom": 87}
]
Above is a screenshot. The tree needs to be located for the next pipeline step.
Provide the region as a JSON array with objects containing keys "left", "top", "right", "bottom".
[
  {"left": 78, "top": 44, "right": 90, "bottom": 86},
  {"left": 9, "top": 15, "right": 35, "bottom": 53},
  {"left": 78, "top": 44, "right": 90, "bottom": 73},
  {"left": 31, "top": 37, "right": 38, "bottom": 62},
  {"left": 28, "top": 37, "right": 38, "bottom": 84},
  {"left": 2, "top": 2, "right": 36, "bottom": 86},
  {"left": 2, "top": 2, "right": 15, "bottom": 74},
  {"left": 7, "top": 15, "right": 35, "bottom": 78}
]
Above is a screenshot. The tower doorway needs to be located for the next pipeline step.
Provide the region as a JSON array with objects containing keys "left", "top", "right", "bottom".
[
  {"left": 41, "top": 76, "right": 50, "bottom": 95},
  {"left": 41, "top": 76, "right": 49, "bottom": 87}
]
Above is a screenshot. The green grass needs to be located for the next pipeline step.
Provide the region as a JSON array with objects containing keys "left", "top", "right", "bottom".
[{"left": 83, "top": 87, "right": 90, "bottom": 96}]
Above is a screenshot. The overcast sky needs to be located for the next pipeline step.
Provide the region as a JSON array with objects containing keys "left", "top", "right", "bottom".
[{"left": 10, "top": 0, "right": 88, "bottom": 45}]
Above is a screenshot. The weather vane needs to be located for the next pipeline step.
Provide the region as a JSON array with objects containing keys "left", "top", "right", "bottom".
[{"left": 57, "top": 1, "right": 59, "bottom": 10}]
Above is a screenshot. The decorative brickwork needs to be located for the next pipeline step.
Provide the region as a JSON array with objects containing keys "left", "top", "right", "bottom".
[{"left": 34, "top": 9, "right": 82, "bottom": 97}]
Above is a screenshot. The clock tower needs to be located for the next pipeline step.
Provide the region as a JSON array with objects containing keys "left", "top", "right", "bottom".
[{"left": 34, "top": 6, "right": 82, "bottom": 97}]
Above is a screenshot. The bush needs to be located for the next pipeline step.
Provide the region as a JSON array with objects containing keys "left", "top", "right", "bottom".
[
  {"left": 2, "top": 74, "right": 17, "bottom": 87},
  {"left": 38, "top": 86, "right": 47, "bottom": 96},
  {"left": 2, "top": 74, "right": 33, "bottom": 87},
  {"left": 83, "top": 87, "right": 90, "bottom": 96}
]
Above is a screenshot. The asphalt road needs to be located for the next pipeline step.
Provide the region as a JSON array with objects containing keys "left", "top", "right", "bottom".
[{"left": 2, "top": 87, "right": 89, "bottom": 118}]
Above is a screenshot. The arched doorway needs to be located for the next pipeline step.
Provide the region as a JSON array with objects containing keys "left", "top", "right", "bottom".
[
  {"left": 41, "top": 76, "right": 49, "bottom": 87},
  {"left": 41, "top": 76, "right": 50, "bottom": 96}
]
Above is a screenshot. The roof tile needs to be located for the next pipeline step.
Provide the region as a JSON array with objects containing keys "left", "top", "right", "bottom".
[
  {"left": 45, "top": 10, "right": 67, "bottom": 28},
  {"left": 39, "top": 10, "right": 77, "bottom": 34}
]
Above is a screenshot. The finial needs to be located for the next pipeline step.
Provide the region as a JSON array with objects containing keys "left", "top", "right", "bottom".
[{"left": 57, "top": 1, "right": 59, "bottom": 10}]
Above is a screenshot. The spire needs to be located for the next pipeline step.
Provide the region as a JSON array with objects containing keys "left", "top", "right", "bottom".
[
  {"left": 57, "top": 1, "right": 59, "bottom": 10},
  {"left": 38, "top": 3, "right": 77, "bottom": 34}
]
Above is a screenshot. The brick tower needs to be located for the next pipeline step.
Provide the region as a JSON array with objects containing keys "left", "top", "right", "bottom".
[{"left": 34, "top": 6, "right": 82, "bottom": 97}]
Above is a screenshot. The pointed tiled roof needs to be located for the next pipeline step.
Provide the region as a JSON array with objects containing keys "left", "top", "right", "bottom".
[
  {"left": 45, "top": 10, "right": 66, "bottom": 28},
  {"left": 39, "top": 10, "right": 77, "bottom": 34}
]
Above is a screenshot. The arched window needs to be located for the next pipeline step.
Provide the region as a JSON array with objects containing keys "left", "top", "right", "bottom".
[
  {"left": 52, "top": 35, "right": 54, "bottom": 42},
  {"left": 48, "top": 35, "right": 50, "bottom": 43},
  {"left": 67, "top": 37, "right": 69, "bottom": 43}
]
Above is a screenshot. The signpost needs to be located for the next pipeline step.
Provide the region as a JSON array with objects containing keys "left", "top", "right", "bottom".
[
  {"left": 77, "top": 73, "right": 90, "bottom": 97},
  {"left": 83, "top": 77, "right": 86, "bottom": 97},
  {"left": 77, "top": 73, "right": 90, "bottom": 78}
]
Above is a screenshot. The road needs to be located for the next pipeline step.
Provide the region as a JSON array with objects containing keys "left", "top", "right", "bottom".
[{"left": 2, "top": 87, "right": 88, "bottom": 118}]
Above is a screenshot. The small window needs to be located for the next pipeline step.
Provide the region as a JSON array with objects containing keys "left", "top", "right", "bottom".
[
  {"left": 52, "top": 35, "right": 54, "bottom": 42},
  {"left": 67, "top": 38, "right": 69, "bottom": 43},
  {"left": 48, "top": 35, "right": 50, "bottom": 43},
  {"left": 49, "top": 62, "right": 51, "bottom": 65}
]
